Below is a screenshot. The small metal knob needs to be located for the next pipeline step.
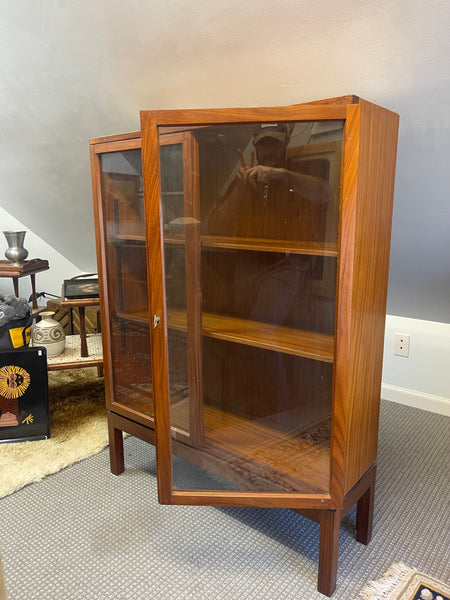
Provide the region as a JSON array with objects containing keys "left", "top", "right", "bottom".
[{"left": 153, "top": 314, "right": 160, "bottom": 329}]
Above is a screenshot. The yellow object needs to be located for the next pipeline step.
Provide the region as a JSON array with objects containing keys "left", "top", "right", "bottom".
[
  {"left": 8, "top": 325, "right": 31, "bottom": 348},
  {"left": 0, "top": 365, "right": 31, "bottom": 399}
]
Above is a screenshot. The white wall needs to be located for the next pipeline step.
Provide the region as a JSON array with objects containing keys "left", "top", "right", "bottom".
[
  {"left": 0, "top": 206, "right": 84, "bottom": 302},
  {"left": 382, "top": 316, "right": 450, "bottom": 416}
]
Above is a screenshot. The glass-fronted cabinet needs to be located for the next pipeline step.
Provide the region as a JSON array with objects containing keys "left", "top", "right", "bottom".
[{"left": 91, "top": 96, "right": 398, "bottom": 596}]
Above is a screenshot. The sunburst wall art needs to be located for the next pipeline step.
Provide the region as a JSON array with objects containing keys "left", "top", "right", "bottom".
[{"left": 0, "top": 365, "right": 31, "bottom": 399}]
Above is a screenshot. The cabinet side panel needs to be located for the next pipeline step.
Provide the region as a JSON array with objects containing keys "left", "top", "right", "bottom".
[
  {"left": 331, "top": 105, "right": 360, "bottom": 504},
  {"left": 344, "top": 100, "right": 399, "bottom": 491}
]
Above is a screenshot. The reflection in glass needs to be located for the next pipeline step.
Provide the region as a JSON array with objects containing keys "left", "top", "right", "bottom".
[
  {"left": 159, "top": 121, "right": 344, "bottom": 493},
  {"left": 160, "top": 144, "right": 185, "bottom": 234}
]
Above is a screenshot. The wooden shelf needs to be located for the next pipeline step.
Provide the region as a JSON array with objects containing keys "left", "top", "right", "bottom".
[
  {"left": 60, "top": 296, "right": 100, "bottom": 308},
  {"left": 108, "top": 234, "right": 146, "bottom": 244},
  {"left": 170, "top": 399, "right": 330, "bottom": 492},
  {"left": 163, "top": 234, "right": 337, "bottom": 257},
  {"left": 109, "top": 233, "right": 338, "bottom": 258},
  {"left": 46, "top": 334, "right": 103, "bottom": 371},
  {"left": 114, "top": 308, "right": 334, "bottom": 362},
  {"left": 163, "top": 233, "right": 186, "bottom": 245},
  {"left": 116, "top": 310, "right": 150, "bottom": 324},
  {"left": 168, "top": 307, "right": 334, "bottom": 363},
  {"left": 201, "top": 235, "right": 338, "bottom": 257}
]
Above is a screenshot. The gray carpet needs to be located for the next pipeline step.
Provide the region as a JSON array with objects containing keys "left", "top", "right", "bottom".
[{"left": 1, "top": 400, "right": 449, "bottom": 599}]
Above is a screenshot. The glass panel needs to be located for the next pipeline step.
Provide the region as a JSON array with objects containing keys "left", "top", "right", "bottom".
[
  {"left": 160, "top": 144, "right": 185, "bottom": 234},
  {"left": 99, "top": 150, "right": 153, "bottom": 416},
  {"left": 159, "top": 121, "right": 344, "bottom": 493},
  {"left": 160, "top": 140, "right": 193, "bottom": 436}
]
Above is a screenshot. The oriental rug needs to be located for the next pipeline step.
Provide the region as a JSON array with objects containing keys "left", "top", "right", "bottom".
[
  {"left": 358, "top": 563, "right": 450, "bottom": 600},
  {"left": 0, "top": 367, "right": 107, "bottom": 498}
]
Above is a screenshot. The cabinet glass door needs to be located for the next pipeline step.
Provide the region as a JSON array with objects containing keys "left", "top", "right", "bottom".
[
  {"left": 146, "top": 111, "right": 345, "bottom": 502},
  {"left": 98, "top": 147, "right": 153, "bottom": 417},
  {"left": 160, "top": 132, "right": 203, "bottom": 446}
]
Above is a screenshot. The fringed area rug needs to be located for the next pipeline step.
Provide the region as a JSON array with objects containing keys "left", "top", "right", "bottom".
[
  {"left": 358, "top": 563, "right": 450, "bottom": 600},
  {"left": 0, "top": 367, "right": 108, "bottom": 498}
]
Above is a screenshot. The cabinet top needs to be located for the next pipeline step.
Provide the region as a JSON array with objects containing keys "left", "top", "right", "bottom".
[
  {"left": 88, "top": 96, "right": 364, "bottom": 145},
  {"left": 89, "top": 131, "right": 141, "bottom": 145},
  {"left": 89, "top": 96, "right": 399, "bottom": 145}
]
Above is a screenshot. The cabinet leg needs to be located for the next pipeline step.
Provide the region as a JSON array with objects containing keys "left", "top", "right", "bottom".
[
  {"left": 318, "top": 509, "right": 341, "bottom": 596},
  {"left": 356, "top": 465, "right": 376, "bottom": 545},
  {"left": 108, "top": 418, "right": 124, "bottom": 475}
]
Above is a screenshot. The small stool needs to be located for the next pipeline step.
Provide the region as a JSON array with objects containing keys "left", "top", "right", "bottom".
[{"left": 60, "top": 289, "right": 100, "bottom": 358}]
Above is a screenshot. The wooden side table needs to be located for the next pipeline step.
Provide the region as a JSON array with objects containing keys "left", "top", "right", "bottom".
[
  {"left": 0, "top": 259, "right": 49, "bottom": 313},
  {"left": 60, "top": 291, "right": 100, "bottom": 358}
]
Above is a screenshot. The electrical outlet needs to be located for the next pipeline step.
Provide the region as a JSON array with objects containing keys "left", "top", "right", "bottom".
[{"left": 394, "top": 333, "right": 410, "bottom": 357}]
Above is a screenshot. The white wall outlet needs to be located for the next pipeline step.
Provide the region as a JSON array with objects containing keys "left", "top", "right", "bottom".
[{"left": 394, "top": 333, "right": 410, "bottom": 357}]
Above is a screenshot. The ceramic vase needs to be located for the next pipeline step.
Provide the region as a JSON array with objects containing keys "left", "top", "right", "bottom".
[
  {"left": 3, "top": 231, "right": 29, "bottom": 265},
  {"left": 32, "top": 311, "right": 66, "bottom": 357}
]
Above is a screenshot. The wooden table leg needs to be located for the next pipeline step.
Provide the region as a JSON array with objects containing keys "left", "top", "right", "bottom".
[
  {"left": 78, "top": 306, "right": 88, "bottom": 357},
  {"left": 30, "top": 274, "right": 38, "bottom": 309},
  {"left": 108, "top": 416, "right": 125, "bottom": 475},
  {"left": 12, "top": 276, "right": 19, "bottom": 298},
  {"left": 318, "top": 509, "right": 341, "bottom": 596}
]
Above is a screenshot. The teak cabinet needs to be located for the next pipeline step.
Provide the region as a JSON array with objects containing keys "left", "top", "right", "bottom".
[{"left": 90, "top": 95, "right": 399, "bottom": 596}]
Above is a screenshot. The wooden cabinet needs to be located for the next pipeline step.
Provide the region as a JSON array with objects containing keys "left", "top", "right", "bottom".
[{"left": 90, "top": 95, "right": 399, "bottom": 596}]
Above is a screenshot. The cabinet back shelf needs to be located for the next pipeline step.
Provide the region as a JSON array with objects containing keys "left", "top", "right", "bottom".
[
  {"left": 113, "top": 308, "right": 334, "bottom": 362},
  {"left": 115, "top": 310, "right": 150, "bottom": 323},
  {"left": 200, "top": 235, "right": 338, "bottom": 257},
  {"left": 168, "top": 307, "right": 334, "bottom": 363},
  {"left": 162, "top": 234, "right": 338, "bottom": 257},
  {"left": 109, "top": 234, "right": 146, "bottom": 243}
]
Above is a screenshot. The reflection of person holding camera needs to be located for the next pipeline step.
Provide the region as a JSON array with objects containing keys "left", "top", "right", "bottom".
[
  {"left": 207, "top": 122, "right": 334, "bottom": 326},
  {"left": 207, "top": 124, "right": 335, "bottom": 410},
  {"left": 208, "top": 123, "right": 333, "bottom": 239}
]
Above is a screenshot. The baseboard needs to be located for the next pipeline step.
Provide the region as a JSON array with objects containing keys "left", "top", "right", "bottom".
[{"left": 381, "top": 383, "right": 450, "bottom": 417}]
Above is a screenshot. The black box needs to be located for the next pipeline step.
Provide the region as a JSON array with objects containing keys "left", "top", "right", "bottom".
[
  {"left": 63, "top": 278, "right": 99, "bottom": 299},
  {"left": 0, "top": 346, "right": 50, "bottom": 443}
]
